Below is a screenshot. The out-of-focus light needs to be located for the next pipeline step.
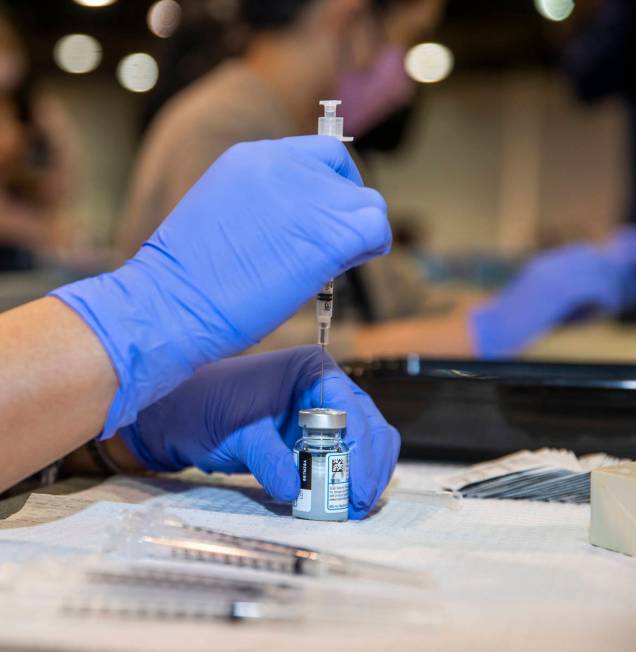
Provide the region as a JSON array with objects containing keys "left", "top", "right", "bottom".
[
  {"left": 405, "top": 43, "right": 454, "bottom": 84},
  {"left": 148, "top": 0, "right": 182, "bottom": 38},
  {"left": 117, "top": 53, "right": 159, "bottom": 93},
  {"left": 73, "top": 0, "right": 118, "bottom": 7},
  {"left": 534, "top": 0, "right": 575, "bottom": 21},
  {"left": 53, "top": 34, "right": 102, "bottom": 75}
]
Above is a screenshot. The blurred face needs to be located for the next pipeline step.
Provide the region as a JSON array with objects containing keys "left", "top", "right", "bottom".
[
  {"left": 344, "top": 5, "right": 385, "bottom": 71},
  {"left": 312, "top": 0, "right": 448, "bottom": 76},
  {"left": 290, "top": 0, "right": 381, "bottom": 88},
  {"left": 335, "top": 0, "right": 448, "bottom": 136}
]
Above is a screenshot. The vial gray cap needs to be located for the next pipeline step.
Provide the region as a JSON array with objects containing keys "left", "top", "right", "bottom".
[{"left": 299, "top": 408, "right": 347, "bottom": 430}]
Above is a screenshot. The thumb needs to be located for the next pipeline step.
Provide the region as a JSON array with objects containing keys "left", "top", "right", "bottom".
[
  {"left": 284, "top": 135, "right": 364, "bottom": 187},
  {"left": 238, "top": 418, "right": 300, "bottom": 502}
]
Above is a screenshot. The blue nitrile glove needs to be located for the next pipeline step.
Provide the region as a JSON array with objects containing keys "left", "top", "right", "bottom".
[
  {"left": 471, "top": 235, "right": 636, "bottom": 358},
  {"left": 606, "top": 227, "right": 636, "bottom": 297},
  {"left": 119, "top": 346, "right": 400, "bottom": 520},
  {"left": 50, "top": 137, "right": 390, "bottom": 439}
]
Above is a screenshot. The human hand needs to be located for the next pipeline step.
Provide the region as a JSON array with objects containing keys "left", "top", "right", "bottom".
[
  {"left": 51, "top": 136, "right": 390, "bottom": 438},
  {"left": 471, "top": 238, "right": 636, "bottom": 358},
  {"left": 120, "top": 346, "right": 400, "bottom": 519}
]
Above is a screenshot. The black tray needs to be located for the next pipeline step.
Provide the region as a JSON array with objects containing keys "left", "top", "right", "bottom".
[{"left": 342, "top": 358, "right": 636, "bottom": 462}]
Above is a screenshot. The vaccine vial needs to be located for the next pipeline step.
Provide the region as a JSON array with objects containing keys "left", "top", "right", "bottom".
[{"left": 292, "top": 409, "right": 349, "bottom": 522}]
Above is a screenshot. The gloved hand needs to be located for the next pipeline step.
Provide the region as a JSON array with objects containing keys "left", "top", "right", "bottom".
[
  {"left": 51, "top": 137, "right": 390, "bottom": 438},
  {"left": 471, "top": 233, "right": 636, "bottom": 358},
  {"left": 606, "top": 227, "right": 636, "bottom": 281},
  {"left": 119, "top": 346, "right": 400, "bottom": 520}
]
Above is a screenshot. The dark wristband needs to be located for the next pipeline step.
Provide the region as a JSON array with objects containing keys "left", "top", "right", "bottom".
[{"left": 86, "top": 438, "right": 123, "bottom": 476}]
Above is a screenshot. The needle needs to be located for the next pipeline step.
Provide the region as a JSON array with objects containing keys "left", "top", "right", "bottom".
[{"left": 320, "top": 344, "right": 325, "bottom": 407}]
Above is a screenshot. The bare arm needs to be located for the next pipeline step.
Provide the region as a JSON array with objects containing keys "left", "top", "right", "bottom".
[
  {"left": 0, "top": 297, "right": 118, "bottom": 492},
  {"left": 352, "top": 300, "right": 478, "bottom": 359},
  {"left": 62, "top": 435, "right": 144, "bottom": 476}
]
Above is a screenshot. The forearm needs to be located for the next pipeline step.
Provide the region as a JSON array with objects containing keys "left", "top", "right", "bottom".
[
  {"left": 0, "top": 297, "right": 118, "bottom": 492},
  {"left": 351, "top": 303, "right": 477, "bottom": 359}
]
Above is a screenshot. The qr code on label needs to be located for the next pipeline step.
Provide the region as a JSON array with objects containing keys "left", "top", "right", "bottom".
[{"left": 331, "top": 458, "right": 344, "bottom": 473}]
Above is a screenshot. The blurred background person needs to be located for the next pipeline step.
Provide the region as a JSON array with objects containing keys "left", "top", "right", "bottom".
[
  {"left": 469, "top": 0, "right": 636, "bottom": 358},
  {"left": 117, "top": 0, "right": 636, "bottom": 362},
  {"left": 0, "top": 6, "right": 72, "bottom": 272},
  {"left": 139, "top": 0, "right": 248, "bottom": 133},
  {"left": 563, "top": 0, "right": 636, "bottom": 226},
  {"left": 340, "top": 0, "right": 445, "bottom": 149},
  {"left": 117, "top": 0, "right": 431, "bottom": 253},
  {"left": 116, "top": 0, "right": 477, "bottom": 360}
]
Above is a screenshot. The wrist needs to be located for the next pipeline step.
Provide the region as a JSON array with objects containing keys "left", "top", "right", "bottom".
[
  {"left": 102, "top": 435, "right": 147, "bottom": 473},
  {"left": 61, "top": 435, "right": 145, "bottom": 476},
  {"left": 50, "top": 259, "right": 218, "bottom": 440},
  {"left": 119, "top": 419, "right": 186, "bottom": 473},
  {"left": 470, "top": 302, "right": 511, "bottom": 359}
]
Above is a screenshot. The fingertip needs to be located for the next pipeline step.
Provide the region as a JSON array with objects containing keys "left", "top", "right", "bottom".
[
  {"left": 349, "top": 470, "right": 376, "bottom": 515},
  {"left": 348, "top": 504, "right": 370, "bottom": 520},
  {"left": 275, "top": 480, "right": 301, "bottom": 504},
  {"left": 266, "top": 449, "right": 300, "bottom": 503},
  {"left": 284, "top": 135, "right": 364, "bottom": 187},
  {"left": 364, "top": 187, "right": 388, "bottom": 213},
  {"left": 355, "top": 205, "right": 392, "bottom": 258}
]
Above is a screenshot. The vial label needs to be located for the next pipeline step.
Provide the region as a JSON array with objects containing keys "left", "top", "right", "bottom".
[
  {"left": 294, "top": 451, "right": 312, "bottom": 513},
  {"left": 325, "top": 452, "right": 350, "bottom": 512}
]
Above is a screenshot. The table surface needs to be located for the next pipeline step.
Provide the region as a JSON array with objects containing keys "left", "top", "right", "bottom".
[
  {"left": 525, "top": 321, "right": 636, "bottom": 363},
  {"left": 0, "top": 463, "right": 634, "bottom": 652}
]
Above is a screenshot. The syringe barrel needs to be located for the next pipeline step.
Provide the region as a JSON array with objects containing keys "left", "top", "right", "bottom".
[
  {"left": 314, "top": 100, "right": 348, "bottom": 350},
  {"left": 318, "top": 325, "right": 330, "bottom": 347},
  {"left": 316, "top": 299, "right": 333, "bottom": 329},
  {"left": 317, "top": 280, "right": 334, "bottom": 345},
  {"left": 316, "top": 282, "right": 334, "bottom": 322}
]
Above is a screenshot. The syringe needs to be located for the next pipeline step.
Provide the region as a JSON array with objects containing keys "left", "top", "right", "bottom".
[
  {"left": 316, "top": 280, "right": 334, "bottom": 407},
  {"left": 316, "top": 100, "right": 352, "bottom": 405}
]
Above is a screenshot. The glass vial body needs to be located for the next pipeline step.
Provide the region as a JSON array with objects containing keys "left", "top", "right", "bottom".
[{"left": 292, "top": 409, "right": 349, "bottom": 522}]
